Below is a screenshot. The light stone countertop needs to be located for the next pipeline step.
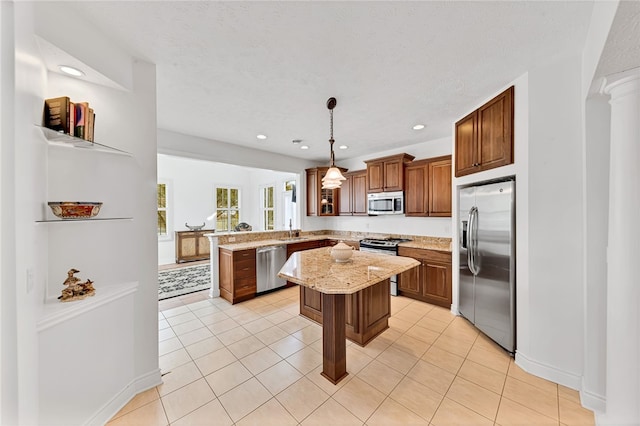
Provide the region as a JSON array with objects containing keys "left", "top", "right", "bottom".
[
  {"left": 217, "top": 234, "right": 359, "bottom": 251},
  {"left": 398, "top": 240, "right": 452, "bottom": 252},
  {"left": 278, "top": 247, "right": 420, "bottom": 294}
]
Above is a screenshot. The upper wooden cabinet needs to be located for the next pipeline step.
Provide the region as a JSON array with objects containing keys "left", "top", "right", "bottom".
[
  {"left": 339, "top": 169, "right": 367, "bottom": 216},
  {"left": 306, "top": 167, "right": 347, "bottom": 216},
  {"left": 455, "top": 86, "right": 514, "bottom": 177},
  {"left": 404, "top": 155, "right": 452, "bottom": 217},
  {"left": 428, "top": 156, "right": 452, "bottom": 217},
  {"left": 364, "top": 153, "right": 415, "bottom": 193},
  {"left": 404, "top": 160, "right": 429, "bottom": 216}
]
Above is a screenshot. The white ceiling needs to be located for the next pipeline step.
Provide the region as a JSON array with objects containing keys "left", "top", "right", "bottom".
[
  {"left": 594, "top": 0, "right": 640, "bottom": 79},
  {"left": 68, "top": 1, "right": 596, "bottom": 162}
]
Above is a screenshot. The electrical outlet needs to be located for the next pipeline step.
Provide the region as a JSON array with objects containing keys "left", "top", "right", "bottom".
[
  {"left": 228, "top": 236, "right": 236, "bottom": 242},
  {"left": 26, "top": 268, "right": 34, "bottom": 294}
]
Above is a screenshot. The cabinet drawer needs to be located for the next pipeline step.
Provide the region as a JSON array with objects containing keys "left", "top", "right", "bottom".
[
  {"left": 235, "top": 277, "right": 256, "bottom": 295},
  {"left": 234, "top": 260, "right": 256, "bottom": 278},
  {"left": 233, "top": 249, "right": 256, "bottom": 262}
]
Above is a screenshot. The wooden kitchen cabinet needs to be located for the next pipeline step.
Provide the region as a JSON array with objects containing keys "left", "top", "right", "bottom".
[
  {"left": 455, "top": 86, "right": 514, "bottom": 177},
  {"left": 404, "top": 160, "right": 429, "bottom": 216},
  {"left": 300, "top": 279, "right": 391, "bottom": 346},
  {"left": 175, "top": 230, "right": 214, "bottom": 263},
  {"left": 428, "top": 156, "right": 452, "bottom": 217},
  {"left": 306, "top": 167, "right": 347, "bottom": 216},
  {"left": 404, "top": 156, "right": 451, "bottom": 217},
  {"left": 339, "top": 169, "right": 367, "bottom": 216},
  {"left": 219, "top": 248, "right": 257, "bottom": 304},
  {"left": 365, "top": 153, "right": 415, "bottom": 193},
  {"left": 397, "top": 247, "right": 452, "bottom": 308}
]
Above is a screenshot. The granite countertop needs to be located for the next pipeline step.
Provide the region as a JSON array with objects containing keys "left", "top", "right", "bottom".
[
  {"left": 218, "top": 234, "right": 359, "bottom": 251},
  {"left": 398, "top": 240, "right": 452, "bottom": 252},
  {"left": 278, "top": 247, "right": 419, "bottom": 294}
]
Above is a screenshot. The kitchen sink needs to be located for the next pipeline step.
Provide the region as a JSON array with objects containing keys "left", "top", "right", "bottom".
[{"left": 278, "top": 237, "right": 308, "bottom": 241}]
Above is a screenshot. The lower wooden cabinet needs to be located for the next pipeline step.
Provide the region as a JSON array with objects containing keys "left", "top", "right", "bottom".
[
  {"left": 300, "top": 278, "right": 391, "bottom": 346},
  {"left": 175, "top": 230, "right": 213, "bottom": 263},
  {"left": 219, "top": 248, "right": 256, "bottom": 304},
  {"left": 397, "top": 247, "right": 452, "bottom": 308}
]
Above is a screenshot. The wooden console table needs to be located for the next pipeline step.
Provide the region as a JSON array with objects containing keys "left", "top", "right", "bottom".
[
  {"left": 278, "top": 248, "right": 419, "bottom": 384},
  {"left": 175, "top": 229, "right": 214, "bottom": 263}
]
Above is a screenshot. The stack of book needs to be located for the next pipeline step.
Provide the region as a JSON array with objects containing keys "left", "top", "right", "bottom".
[{"left": 43, "top": 96, "right": 95, "bottom": 142}]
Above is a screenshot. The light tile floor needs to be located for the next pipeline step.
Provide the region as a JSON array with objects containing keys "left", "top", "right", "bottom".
[{"left": 109, "top": 287, "right": 595, "bottom": 425}]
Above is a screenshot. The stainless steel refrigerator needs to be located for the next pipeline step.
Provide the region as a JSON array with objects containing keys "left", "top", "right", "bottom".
[{"left": 459, "top": 179, "right": 516, "bottom": 354}]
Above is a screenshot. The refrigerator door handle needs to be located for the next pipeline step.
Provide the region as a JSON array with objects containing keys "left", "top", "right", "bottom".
[
  {"left": 467, "top": 207, "right": 477, "bottom": 275},
  {"left": 471, "top": 206, "right": 480, "bottom": 275}
]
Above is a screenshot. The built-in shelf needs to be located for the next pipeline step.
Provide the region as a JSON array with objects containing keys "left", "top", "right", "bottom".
[
  {"left": 37, "top": 281, "right": 138, "bottom": 332},
  {"left": 36, "top": 217, "right": 133, "bottom": 223},
  {"left": 36, "top": 125, "right": 132, "bottom": 156}
]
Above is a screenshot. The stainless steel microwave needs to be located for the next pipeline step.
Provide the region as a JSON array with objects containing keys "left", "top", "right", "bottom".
[{"left": 367, "top": 191, "right": 404, "bottom": 215}]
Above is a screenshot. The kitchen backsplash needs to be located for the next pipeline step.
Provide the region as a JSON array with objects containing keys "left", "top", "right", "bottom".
[{"left": 213, "top": 229, "right": 451, "bottom": 250}]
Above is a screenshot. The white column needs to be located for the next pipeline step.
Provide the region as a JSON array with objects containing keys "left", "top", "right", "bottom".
[
  {"left": 205, "top": 234, "right": 220, "bottom": 298},
  {"left": 602, "top": 68, "right": 640, "bottom": 424}
]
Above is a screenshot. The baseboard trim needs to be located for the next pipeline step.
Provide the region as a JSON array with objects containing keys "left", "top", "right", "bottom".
[
  {"left": 515, "top": 351, "right": 582, "bottom": 390},
  {"left": 581, "top": 387, "right": 606, "bottom": 413},
  {"left": 84, "top": 368, "right": 162, "bottom": 426},
  {"left": 450, "top": 303, "right": 459, "bottom": 316}
]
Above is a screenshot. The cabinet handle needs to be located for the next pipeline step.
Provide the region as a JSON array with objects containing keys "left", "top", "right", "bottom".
[{"left": 242, "top": 267, "right": 250, "bottom": 271}]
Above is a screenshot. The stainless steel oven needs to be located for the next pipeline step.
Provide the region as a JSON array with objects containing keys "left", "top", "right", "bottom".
[{"left": 359, "top": 238, "right": 410, "bottom": 295}]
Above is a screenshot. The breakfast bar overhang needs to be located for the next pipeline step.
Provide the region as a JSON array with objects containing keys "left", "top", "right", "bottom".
[{"left": 278, "top": 247, "right": 419, "bottom": 384}]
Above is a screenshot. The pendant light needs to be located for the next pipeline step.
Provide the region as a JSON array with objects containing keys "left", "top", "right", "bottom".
[{"left": 321, "top": 97, "right": 346, "bottom": 189}]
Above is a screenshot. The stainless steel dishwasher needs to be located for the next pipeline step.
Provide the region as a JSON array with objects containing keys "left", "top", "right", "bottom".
[{"left": 256, "top": 245, "right": 287, "bottom": 293}]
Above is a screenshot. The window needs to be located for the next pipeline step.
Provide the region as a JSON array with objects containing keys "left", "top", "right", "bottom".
[
  {"left": 216, "top": 187, "right": 240, "bottom": 231},
  {"left": 262, "top": 186, "right": 275, "bottom": 230},
  {"left": 157, "top": 182, "right": 168, "bottom": 237}
]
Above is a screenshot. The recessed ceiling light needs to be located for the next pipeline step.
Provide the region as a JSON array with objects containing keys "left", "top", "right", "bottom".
[
  {"left": 339, "top": 145, "right": 348, "bottom": 150},
  {"left": 58, "top": 65, "right": 85, "bottom": 77},
  {"left": 300, "top": 145, "right": 309, "bottom": 150},
  {"left": 412, "top": 124, "right": 425, "bottom": 130},
  {"left": 257, "top": 134, "right": 267, "bottom": 140}
]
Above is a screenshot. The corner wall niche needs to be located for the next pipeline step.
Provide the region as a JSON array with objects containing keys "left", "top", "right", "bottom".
[{"left": 24, "top": 15, "right": 160, "bottom": 424}]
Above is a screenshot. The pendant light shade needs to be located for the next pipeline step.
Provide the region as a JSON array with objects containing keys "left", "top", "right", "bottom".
[{"left": 321, "top": 97, "right": 346, "bottom": 189}]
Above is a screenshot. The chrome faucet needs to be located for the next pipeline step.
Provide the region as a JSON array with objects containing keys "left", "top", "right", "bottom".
[{"left": 289, "top": 219, "right": 293, "bottom": 239}]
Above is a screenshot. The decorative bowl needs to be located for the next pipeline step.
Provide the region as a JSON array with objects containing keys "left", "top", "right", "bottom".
[
  {"left": 48, "top": 202, "right": 102, "bottom": 219},
  {"left": 185, "top": 222, "right": 205, "bottom": 231},
  {"left": 331, "top": 241, "right": 354, "bottom": 262},
  {"left": 234, "top": 222, "right": 252, "bottom": 232}
]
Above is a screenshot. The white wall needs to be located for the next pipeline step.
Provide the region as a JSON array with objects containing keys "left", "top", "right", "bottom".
[
  {"left": 451, "top": 54, "right": 587, "bottom": 392},
  {"left": 325, "top": 136, "right": 454, "bottom": 237},
  {"left": 10, "top": 3, "right": 160, "bottom": 424},
  {"left": 521, "top": 53, "right": 586, "bottom": 387},
  {"left": 158, "top": 128, "right": 457, "bottom": 239},
  {"left": 581, "top": 95, "right": 610, "bottom": 410},
  {"left": 0, "top": 2, "right": 18, "bottom": 424},
  {"left": 579, "top": 1, "right": 619, "bottom": 413},
  {"left": 157, "top": 154, "right": 298, "bottom": 264},
  {"left": 248, "top": 168, "right": 300, "bottom": 231}
]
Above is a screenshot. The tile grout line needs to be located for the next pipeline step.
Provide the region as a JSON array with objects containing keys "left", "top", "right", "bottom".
[{"left": 136, "top": 289, "right": 593, "bottom": 425}]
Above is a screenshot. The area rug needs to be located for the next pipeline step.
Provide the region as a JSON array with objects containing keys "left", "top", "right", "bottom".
[{"left": 158, "top": 264, "right": 211, "bottom": 300}]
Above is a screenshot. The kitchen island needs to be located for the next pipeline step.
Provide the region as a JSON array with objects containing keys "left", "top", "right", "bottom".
[{"left": 278, "top": 247, "right": 419, "bottom": 384}]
